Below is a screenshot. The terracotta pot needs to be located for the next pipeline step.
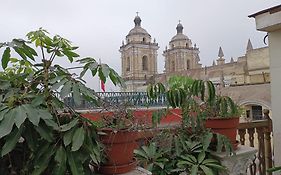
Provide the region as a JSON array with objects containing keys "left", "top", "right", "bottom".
[
  {"left": 205, "top": 117, "right": 239, "bottom": 149},
  {"left": 98, "top": 129, "right": 138, "bottom": 174}
]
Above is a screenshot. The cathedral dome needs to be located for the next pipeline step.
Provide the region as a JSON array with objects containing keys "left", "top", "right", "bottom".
[
  {"left": 127, "top": 15, "right": 151, "bottom": 37},
  {"left": 128, "top": 26, "right": 150, "bottom": 36},
  {"left": 170, "top": 22, "right": 188, "bottom": 42},
  {"left": 171, "top": 33, "right": 189, "bottom": 41}
]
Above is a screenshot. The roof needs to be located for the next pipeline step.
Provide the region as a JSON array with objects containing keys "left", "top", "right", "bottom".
[
  {"left": 249, "top": 4, "right": 281, "bottom": 18},
  {"left": 170, "top": 33, "right": 189, "bottom": 42},
  {"left": 127, "top": 26, "right": 150, "bottom": 37}
]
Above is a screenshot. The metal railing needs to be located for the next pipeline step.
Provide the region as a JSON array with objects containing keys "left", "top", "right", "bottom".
[{"left": 64, "top": 92, "right": 168, "bottom": 109}]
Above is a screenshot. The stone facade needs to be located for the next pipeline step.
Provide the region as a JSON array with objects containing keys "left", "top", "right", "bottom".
[
  {"left": 119, "top": 15, "right": 159, "bottom": 92},
  {"left": 120, "top": 15, "right": 271, "bottom": 120}
]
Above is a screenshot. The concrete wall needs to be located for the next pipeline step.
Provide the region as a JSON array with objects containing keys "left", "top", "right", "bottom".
[{"left": 269, "top": 29, "right": 281, "bottom": 166}]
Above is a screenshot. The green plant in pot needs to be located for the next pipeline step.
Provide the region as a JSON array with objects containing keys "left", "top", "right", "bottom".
[
  {"left": 0, "top": 28, "right": 122, "bottom": 174},
  {"left": 147, "top": 77, "right": 238, "bottom": 152},
  {"left": 204, "top": 95, "right": 240, "bottom": 150},
  {"left": 95, "top": 101, "right": 143, "bottom": 174}
]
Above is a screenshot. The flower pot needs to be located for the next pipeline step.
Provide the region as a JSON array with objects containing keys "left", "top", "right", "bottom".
[
  {"left": 98, "top": 129, "right": 138, "bottom": 174},
  {"left": 205, "top": 117, "right": 239, "bottom": 150}
]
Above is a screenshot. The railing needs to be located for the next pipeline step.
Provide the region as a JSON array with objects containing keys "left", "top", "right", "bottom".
[
  {"left": 238, "top": 119, "right": 273, "bottom": 175},
  {"left": 65, "top": 92, "right": 168, "bottom": 109}
]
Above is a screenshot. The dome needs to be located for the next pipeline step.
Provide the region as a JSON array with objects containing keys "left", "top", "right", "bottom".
[
  {"left": 171, "top": 33, "right": 189, "bottom": 41},
  {"left": 128, "top": 26, "right": 150, "bottom": 36},
  {"left": 170, "top": 22, "right": 189, "bottom": 42},
  {"left": 127, "top": 15, "right": 151, "bottom": 37}
]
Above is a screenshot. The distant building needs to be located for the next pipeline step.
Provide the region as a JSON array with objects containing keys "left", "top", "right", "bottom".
[
  {"left": 119, "top": 14, "right": 159, "bottom": 92},
  {"left": 120, "top": 15, "right": 270, "bottom": 120}
]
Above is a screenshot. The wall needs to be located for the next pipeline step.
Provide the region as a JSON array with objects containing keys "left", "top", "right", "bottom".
[{"left": 269, "top": 29, "right": 281, "bottom": 166}]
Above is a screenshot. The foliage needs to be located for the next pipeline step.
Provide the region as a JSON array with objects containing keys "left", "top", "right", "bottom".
[
  {"left": 134, "top": 125, "right": 226, "bottom": 175},
  {"left": 0, "top": 28, "right": 122, "bottom": 174},
  {"left": 267, "top": 166, "right": 281, "bottom": 173},
  {"left": 143, "top": 75, "right": 239, "bottom": 173}
]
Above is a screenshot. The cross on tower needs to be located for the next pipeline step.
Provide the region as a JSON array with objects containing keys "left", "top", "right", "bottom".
[
  {"left": 136, "top": 12, "right": 139, "bottom": 16},
  {"left": 179, "top": 20, "right": 181, "bottom": 24}
]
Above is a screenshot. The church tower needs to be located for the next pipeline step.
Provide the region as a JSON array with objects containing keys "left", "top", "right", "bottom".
[
  {"left": 120, "top": 14, "right": 159, "bottom": 91},
  {"left": 163, "top": 22, "right": 201, "bottom": 74}
]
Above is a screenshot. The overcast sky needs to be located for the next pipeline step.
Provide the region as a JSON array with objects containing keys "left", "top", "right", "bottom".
[{"left": 0, "top": 0, "right": 280, "bottom": 91}]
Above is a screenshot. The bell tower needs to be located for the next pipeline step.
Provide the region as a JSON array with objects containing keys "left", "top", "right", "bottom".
[
  {"left": 163, "top": 21, "right": 201, "bottom": 73},
  {"left": 120, "top": 14, "right": 159, "bottom": 91}
]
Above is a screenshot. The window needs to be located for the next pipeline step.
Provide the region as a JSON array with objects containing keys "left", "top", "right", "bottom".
[
  {"left": 126, "top": 57, "right": 130, "bottom": 71},
  {"left": 143, "top": 37, "right": 146, "bottom": 42},
  {"left": 252, "top": 105, "right": 262, "bottom": 120},
  {"left": 186, "top": 60, "right": 190, "bottom": 69},
  {"left": 142, "top": 56, "right": 148, "bottom": 71},
  {"left": 171, "top": 60, "right": 175, "bottom": 72}
]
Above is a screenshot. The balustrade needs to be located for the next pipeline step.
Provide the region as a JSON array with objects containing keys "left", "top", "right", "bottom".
[{"left": 238, "top": 119, "right": 273, "bottom": 175}]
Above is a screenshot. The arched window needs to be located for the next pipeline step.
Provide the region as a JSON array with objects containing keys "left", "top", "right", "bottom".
[
  {"left": 126, "top": 57, "right": 130, "bottom": 71},
  {"left": 143, "top": 37, "right": 146, "bottom": 42},
  {"left": 171, "top": 60, "right": 175, "bottom": 72},
  {"left": 186, "top": 60, "right": 190, "bottom": 69},
  {"left": 142, "top": 56, "right": 148, "bottom": 71}
]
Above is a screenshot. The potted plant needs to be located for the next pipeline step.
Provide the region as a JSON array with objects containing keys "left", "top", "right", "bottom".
[
  {"left": 96, "top": 103, "right": 140, "bottom": 174},
  {"left": 147, "top": 77, "right": 239, "bottom": 151},
  {"left": 203, "top": 95, "right": 240, "bottom": 149},
  {"left": 0, "top": 28, "right": 122, "bottom": 174}
]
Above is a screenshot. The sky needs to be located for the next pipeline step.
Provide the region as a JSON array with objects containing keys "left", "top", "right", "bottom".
[{"left": 0, "top": 0, "right": 280, "bottom": 91}]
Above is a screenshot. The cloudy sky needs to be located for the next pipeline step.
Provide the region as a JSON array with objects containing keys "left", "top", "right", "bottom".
[{"left": 0, "top": 0, "right": 280, "bottom": 91}]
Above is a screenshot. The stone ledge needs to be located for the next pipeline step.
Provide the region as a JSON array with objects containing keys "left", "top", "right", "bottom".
[
  {"left": 211, "top": 145, "right": 258, "bottom": 175},
  {"left": 119, "top": 167, "right": 152, "bottom": 175}
]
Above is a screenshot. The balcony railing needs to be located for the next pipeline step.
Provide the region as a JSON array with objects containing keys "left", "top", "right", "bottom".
[{"left": 238, "top": 119, "right": 273, "bottom": 175}]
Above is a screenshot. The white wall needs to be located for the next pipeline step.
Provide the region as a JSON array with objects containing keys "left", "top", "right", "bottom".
[{"left": 269, "top": 29, "right": 281, "bottom": 166}]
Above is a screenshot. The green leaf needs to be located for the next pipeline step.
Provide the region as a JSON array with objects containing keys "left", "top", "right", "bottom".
[
  {"left": 49, "top": 75, "right": 66, "bottom": 84},
  {"left": 71, "top": 127, "right": 85, "bottom": 151},
  {"left": 191, "top": 165, "right": 199, "bottom": 175},
  {"left": 2, "top": 47, "right": 11, "bottom": 69},
  {"left": 0, "top": 108, "right": 9, "bottom": 121},
  {"left": 0, "top": 109, "right": 16, "bottom": 138},
  {"left": 63, "top": 128, "right": 76, "bottom": 146},
  {"left": 200, "top": 165, "right": 214, "bottom": 175},
  {"left": 37, "top": 109, "right": 53, "bottom": 120},
  {"left": 1, "top": 127, "right": 23, "bottom": 156},
  {"left": 14, "top": 47, "right": 27, "bottom": 60},
  {"left": 67, "top": 152, "right": 84, "bottom": 175},
  {"left": 198, "top": 152, "right": 205, "bottom": 164},
  {"left": 60, "top": 81, "right": 72, "bottom": 98},
  {"left": 62, "top": 50, "right": 79, "bottom": 63},
  {"left": 44, "top": 119, "right": 59, "bottom": 130},
  {"left": 23, "top": 104, "right": 40, "bottom": 126},
  {"left": 72, "top": 83, "right": 82, "bottom": 106},
  {"left": 53, "top": 146, "right": 67, "bottom": 175},
  {"left": 60, "top": 118, "right": 79, "bottom": 132},
  {"left": 14, "top": 106, "right": 27, "bottom": 128},
  {"left": 34, "top": 125, "right": 54, "bottom": 142},
  {"left": 31, "top": 95, "right": 45, "bottom": 107},
  {"left": 31, "top": 145, "right": 55, "bottom": 175},
  {"left": 51, "top": 78, "right": 68, "bottom": 90}
]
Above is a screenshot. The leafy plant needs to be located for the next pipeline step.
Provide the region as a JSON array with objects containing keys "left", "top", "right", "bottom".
[
  {"left": 134, "top": 142, "right": 169, "bottom": 173},
  {"left": 177, "top": 151, "right": 225, "bottom": 175},
  {"left": 267, "top": 166, "right": 281, "bottom": 173},
  {"left": 0, "top": 28, "right": 122, "bottom": 174}
]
